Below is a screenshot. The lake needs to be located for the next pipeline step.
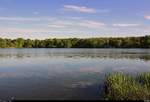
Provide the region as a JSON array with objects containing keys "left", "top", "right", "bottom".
[{"left": 0, "top": 48, "right": 150, "bottom": 100}]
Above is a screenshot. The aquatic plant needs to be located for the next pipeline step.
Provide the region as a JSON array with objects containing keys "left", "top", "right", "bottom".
[
  {"left": 104, "top": 72, "right": 150, "bottom": 100},
  {"left": 137, "top": 72, "right": 150, "bottom": 88}
]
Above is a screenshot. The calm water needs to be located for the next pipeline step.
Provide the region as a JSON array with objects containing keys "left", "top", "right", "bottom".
[{"left": 0, "top": 48, "right": 150, "bottom": 100}]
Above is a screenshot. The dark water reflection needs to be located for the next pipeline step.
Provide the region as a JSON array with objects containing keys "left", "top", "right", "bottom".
[{"left": 0, "top": 48, "right": 150, "bottom": 100}]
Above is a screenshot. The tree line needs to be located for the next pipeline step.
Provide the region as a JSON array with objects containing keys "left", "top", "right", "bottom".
[{"left": 0, "top": 35, "right": 150, "bottom": 48}]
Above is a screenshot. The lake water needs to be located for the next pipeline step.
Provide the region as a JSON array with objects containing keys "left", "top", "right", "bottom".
[{"left": 0, "top": 48, "right": 150, "bottom": 100}]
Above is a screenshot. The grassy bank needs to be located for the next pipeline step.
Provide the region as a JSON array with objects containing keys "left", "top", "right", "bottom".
[{"left": 103, "top": 72, "right": 150, "bottom": 100}]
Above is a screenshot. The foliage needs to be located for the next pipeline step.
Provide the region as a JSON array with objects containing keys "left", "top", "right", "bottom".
[
  {"left": 137, "top": 72, "right": 150, "bottom": 88},
  {"left": 104, "top": 72, "right": 150, "bottom": 100},
  {"left": 0, "top": 35, "right": 150, "bottom": 48}
]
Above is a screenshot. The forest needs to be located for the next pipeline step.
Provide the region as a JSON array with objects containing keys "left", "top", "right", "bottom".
[{"left": 0, "top": 35, "right": 150, "bottom": 48}]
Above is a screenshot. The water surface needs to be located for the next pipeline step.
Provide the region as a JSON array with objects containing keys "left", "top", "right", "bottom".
[{"left": 0, "top": 48, "right": 150, "bottom": 100}]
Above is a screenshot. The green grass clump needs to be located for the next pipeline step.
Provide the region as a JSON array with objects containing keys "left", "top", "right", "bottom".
[
  {"left": 137, "top": 72, "right": 150, "bottom": 88},
  {"left": 104, "top": 72, "right": 150, "bottom": 100}
]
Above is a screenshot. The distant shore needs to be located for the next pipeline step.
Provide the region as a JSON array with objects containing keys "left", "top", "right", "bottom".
[{"left": 0, "top": 35, "right": 150, "bottom": 48}]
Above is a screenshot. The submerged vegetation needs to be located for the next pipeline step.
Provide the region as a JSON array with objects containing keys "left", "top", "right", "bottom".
[
  {"left": 104, "top": 72, "right": 150, "bottom": 100},
  {"left": 0, "top": 35, "right": 150, "bottom": 48}
]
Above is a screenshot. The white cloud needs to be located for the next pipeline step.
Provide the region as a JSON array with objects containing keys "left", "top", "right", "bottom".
[
  {"left": 113, "top": 23, "right": 140, "bottom": 27},
  {"left": 144, "top": 15, "right": 150, "bottom": 20},
  {"left": 48, "top": 21, "right": 66, "bottom": 28},
  {"left": 0, "top": 27, "right": 47, "bottom": 33},
  {"left": 48, "top": 20, "right": 73, "bottom": 28},
  {"left": 79, "top": 20, "right": 105, "bottom": 28},
  {"left": 47, "top": 19, "right": 106, "bottom": 29},
  {"left": 63, "top": 5, "right": 96, "bottom": 13},
  {"left": 48, "top": 19, "right": 105, "bottom": 29},
  {"left": 0, "top": 16, "right": 54, "bottom": 21},
  {"left": 67, "top": 16, "right": 83, "bottom": 20}
]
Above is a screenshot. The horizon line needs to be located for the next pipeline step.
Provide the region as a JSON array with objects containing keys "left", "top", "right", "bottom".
[{"left": 0, "top": 34, "right": 150, "bottom": 40}]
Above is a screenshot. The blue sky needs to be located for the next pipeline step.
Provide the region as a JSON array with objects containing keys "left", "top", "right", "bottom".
[{"left": 0, "top": 0, "right": 150, "bottom": 39}]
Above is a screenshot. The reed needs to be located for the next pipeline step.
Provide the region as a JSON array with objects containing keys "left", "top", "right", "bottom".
[{"left": 104, "top": 72, "right": 150, "bottom": 100}]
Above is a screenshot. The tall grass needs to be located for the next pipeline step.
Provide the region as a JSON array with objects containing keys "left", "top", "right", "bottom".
[
  {"left": 137, "top": 72, "right": 150, "bottom": 88},
  {"left": 104, "top": 72, "right": 150, "bottom": 100}
]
